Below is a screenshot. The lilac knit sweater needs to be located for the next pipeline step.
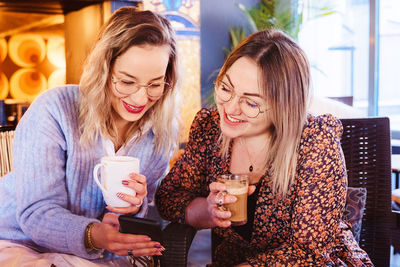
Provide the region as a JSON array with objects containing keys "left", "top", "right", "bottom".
[{"left": 0, "top": 85, "right": 172, "bottom": 260}]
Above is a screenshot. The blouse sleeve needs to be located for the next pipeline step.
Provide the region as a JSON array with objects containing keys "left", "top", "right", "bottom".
[
  {"left": 155, "top": 109, "right": 216, "bottom": 223},
  {"left": 248, "top": 114, "right": 347, "bottom": 266}
]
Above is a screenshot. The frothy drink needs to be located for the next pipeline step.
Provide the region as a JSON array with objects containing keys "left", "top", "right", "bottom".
[
  {"left": 225, "top": 180, "right": 248, "bottom": 225},
  {"left": 218, "top": 174, "right": 249, "bottom": 226}
]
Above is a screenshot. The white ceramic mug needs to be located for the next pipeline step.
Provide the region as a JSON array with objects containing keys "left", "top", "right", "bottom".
[{"left": 93, "top": 156, "right": 140, "bottom": 207}]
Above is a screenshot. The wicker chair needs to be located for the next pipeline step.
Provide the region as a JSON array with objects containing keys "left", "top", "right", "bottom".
[
  {"left": 161, "top": 222, "right": 197, "bottom": 267},
  {"left": 161, "top": 117, "right": 393, "bottom": 267},
  {"left": 0, "top": 125, "right": 16, "bottom": 177},
  {"left": 340, "top": 117, "right": 392, "bottom": 266}
]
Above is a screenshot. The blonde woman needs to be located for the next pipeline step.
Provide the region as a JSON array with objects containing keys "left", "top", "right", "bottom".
[
  {"left": 156, "top": 30, "right": 373, "bottom": 266},
  {"left": 0, "top": 7, "right": 179, "bottom": 266}
]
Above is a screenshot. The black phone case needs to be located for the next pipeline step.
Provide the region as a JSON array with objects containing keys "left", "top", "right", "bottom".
[{"left": 118, "top": 215, "right": 162, "bottom": 243}]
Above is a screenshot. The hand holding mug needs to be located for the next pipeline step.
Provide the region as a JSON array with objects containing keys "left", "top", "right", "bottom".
[
  {"left": 93, "top": 156, "right": 145, "bottom": 214},
  {"left": 106, "top": 172, "right": 147, "bottom": 214}
]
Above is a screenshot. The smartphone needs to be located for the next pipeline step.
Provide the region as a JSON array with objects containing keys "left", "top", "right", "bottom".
[{"left": 118, "top": 215, "right": 162, "bottom": 243}]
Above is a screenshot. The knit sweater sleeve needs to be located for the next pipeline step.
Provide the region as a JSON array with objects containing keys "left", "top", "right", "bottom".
[{"left": 13, "top": 88, "right": 101, "bottom": 259}]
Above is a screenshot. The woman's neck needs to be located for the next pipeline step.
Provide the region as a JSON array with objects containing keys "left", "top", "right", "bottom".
[
  {"left": 240, "top": 131, "right": 271, "bottom": 156},
  {"left": 230, "top": 133, "right": 271, "bottom": 181},
  {"left": 112, "top": 114, "right": 130, "bottom": 152}
]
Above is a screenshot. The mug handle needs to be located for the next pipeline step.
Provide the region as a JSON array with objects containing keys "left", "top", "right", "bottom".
[{"left": 93, "top": 163, "right": 107, "bottom": 193}]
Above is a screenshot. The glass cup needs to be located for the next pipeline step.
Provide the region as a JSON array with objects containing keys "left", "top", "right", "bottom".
[{"left": 217, "top": 174, "right": 249, "bottom": 226}]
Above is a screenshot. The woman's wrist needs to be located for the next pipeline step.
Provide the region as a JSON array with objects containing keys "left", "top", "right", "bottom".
[{"left": 84, "top": 222, "right": 101, "bottom": 252}]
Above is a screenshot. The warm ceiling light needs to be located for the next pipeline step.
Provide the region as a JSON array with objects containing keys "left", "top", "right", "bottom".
[
  {"left": 0, "top": 72, "right": 9, "bottom": 100},
  {"left": 47, "top": 36, "right": 66, "bottom": 68},
  {"left": 8, "top": 34, "right": 46, "bottom": 67},
  {"left": 0, "top": 38, "right": 7, "bottom": 63},
  {"left": 10, "top": 68, "right": 47, "bottom": 102},
  {"left": 48, "top": 68, "right": 66, "bottom": 89}
]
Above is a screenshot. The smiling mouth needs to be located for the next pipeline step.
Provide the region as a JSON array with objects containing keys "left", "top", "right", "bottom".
[
  {"left": 224, "top": 111, "right": 245, "bottom": 124},
  {"left": 122, "top": 101, "right": 145, "bottom": 114}
]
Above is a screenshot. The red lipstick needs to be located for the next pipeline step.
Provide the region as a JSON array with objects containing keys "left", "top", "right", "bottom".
[{"left": 122, "top": 100, "right": 145, "bottom": 114}]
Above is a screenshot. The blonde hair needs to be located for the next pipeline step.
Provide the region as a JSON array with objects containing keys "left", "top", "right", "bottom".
[
  {"left": 78, "top": 7, "right": 179, "bottom": 155},
  {"left": 217, "top": 30, "right": 310, "bottom": 196}
]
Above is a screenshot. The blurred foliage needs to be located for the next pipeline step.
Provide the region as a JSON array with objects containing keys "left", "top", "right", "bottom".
[
  {"left": 205, "top": 0, "right": 335, "bottom": 107},
  {"left": 223, "top": 0, "right": 335, "bottom": 57},
  {"left": 222, "top": 27, "right": 247, "bottom": 57},
  {"left": 243, "top": 0, "right": 302, "bottom": 40}
]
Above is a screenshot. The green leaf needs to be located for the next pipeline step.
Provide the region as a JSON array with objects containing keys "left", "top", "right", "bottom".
[
  {"left": 236, "top": 3, "right": 258, "bottom": 33},
  {"left": 222, "top": 27, "right": 247, "bottom": 57}
]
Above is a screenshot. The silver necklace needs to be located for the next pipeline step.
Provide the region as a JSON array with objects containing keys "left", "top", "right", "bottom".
[{"left": 240, "top": 138, "right": 255, "bottom": 173}]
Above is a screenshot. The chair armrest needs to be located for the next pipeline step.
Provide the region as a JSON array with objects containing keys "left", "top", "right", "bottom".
[{"left": 161, "top": 222, "right": 197, "bottom": 267}]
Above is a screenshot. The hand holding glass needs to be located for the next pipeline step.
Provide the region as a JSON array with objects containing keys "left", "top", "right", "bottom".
[{"left": 216, "top": 174, "right": 249, "bottom": 226}]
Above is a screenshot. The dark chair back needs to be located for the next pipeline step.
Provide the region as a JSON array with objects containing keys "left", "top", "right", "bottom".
[
  {"left": 161, "top": 222, "right": 197, "bottom": 267},
  {"left": 340, "top": 117, "right": 392, "bottom": 267},
  {"left": 0, "top": 125, "right": 15, "bottom": 132}
]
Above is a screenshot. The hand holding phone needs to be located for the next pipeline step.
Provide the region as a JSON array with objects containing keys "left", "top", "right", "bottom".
[{"left": 118, "top": 215, "right": 162, "bottom": 243}]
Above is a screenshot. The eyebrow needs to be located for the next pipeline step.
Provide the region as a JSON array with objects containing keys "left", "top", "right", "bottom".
[
  {"left": 117, "top": 71, "right": 165, "bottom": 82},
  {"left": 224, "top": 74, "right": 263, "bottom": 98}
]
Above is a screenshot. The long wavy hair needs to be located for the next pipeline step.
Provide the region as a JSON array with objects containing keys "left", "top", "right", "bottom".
[
  {"left": 218, "top": 29, "right": 310, "bottom": 196},
  {"left": 78, "top": 7, "right": 179, "bottom": 155}
]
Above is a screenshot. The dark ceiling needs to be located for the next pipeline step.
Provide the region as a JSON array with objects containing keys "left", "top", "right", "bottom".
[
  {"left": 0, "top": 0, "right": 139, "bottom": 37},
  {"left": 0, "top": 0, "right": 107, "bottom": 37},
  {"left": 0, "top": 0, "right": 104, "bottom": 14}
]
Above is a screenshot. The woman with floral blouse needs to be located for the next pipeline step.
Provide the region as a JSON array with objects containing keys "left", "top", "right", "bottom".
[{"left": 156, "top": 29, "right": 373, "bottom": 266}]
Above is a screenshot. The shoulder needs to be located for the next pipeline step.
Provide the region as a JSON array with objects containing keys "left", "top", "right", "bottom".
[
  {"left": 191, "top": 108, "right": 220, "bottom": 131},
  {"left": 28, "top": 85, "right": 79, "bottom": 112},
  {"left": 301, "top": 113, "right": 343, "bottom": 142},
  {"left": 187, "top": 108, "right": 220, "bottom": 145},
  {"left": 34, "top": 85, "right": 78, "bottom": 102},
  {"left": 17, "top": 85, "right": 79, "bottom": 130}
]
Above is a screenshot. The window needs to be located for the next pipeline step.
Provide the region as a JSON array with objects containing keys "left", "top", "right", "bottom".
[
  {"left": 299, "top": 0, "right": 400, "bottom": 138},
  {"left": 378, "top": 0, "right": 400, "bottom": 136}
]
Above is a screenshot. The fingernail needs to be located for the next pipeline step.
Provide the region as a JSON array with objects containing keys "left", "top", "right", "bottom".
[
  {"left": 154, "top": 244, "right": 162, "bottom": 248},
  {"left": 122, "top": 180, "right": 129, "bottom": 185}
]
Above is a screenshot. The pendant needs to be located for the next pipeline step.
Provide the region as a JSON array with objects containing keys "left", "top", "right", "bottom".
[{"left": 249, "top": 165, "right": 253, "bottom": 172}]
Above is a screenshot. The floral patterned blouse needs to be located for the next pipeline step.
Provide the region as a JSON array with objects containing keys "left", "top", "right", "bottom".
[{"left": 156, "top": 109, "right": 373, "bottom": 267}]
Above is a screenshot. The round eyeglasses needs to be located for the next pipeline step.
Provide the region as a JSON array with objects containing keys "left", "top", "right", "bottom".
[
  {"left": 111, "top": 76, "right": 170, "bottom": 99},
  {"left": 214, "top": 80, "right": 268, "bottom": 118}
]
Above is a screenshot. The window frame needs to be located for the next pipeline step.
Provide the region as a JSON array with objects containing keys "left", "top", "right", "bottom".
[{"left": 370, "top": 0, "right": 400, "bottom": 139}]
